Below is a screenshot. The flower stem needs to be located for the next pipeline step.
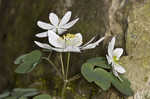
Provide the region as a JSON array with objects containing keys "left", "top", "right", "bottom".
[
  {"left": 61, "top": 52, "right": 71, "bottom": 99},
  {"left": 68, "top": 73, "right": 81, "bottom": 82},
  {"left": 66, "top": 52, "right": 70, "bottom": 80},
  {"left": 60, "top": 53, "right": 65, "bottom": 79},
  {"left": 61, "top": 80, "right": 68, "bottom": 99},
  {"left": 42, "top": 57, "right": 62, "bottom": 79}
]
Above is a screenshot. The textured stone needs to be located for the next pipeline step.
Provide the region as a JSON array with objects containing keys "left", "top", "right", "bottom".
[{"left": 122, "top": 1, "right": 150, "bottom": 99}]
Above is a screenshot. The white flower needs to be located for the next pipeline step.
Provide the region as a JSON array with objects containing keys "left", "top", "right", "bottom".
[
  {"left": 106, "top": 37, "right": 126, "bottom": 81},
  {"left": 36, "top": 11, "right": 79, "bottom": 38},
  {"left": 34, "top": 30, "right": 105, "bottom": 53}
]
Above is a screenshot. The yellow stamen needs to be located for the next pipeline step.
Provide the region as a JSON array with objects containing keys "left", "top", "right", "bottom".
[
  {"left": 113, "top": 56, "right": 119, "bottom": 63},
  {"left": 63, "top": 33, "right": 75, "bottom": 39}
]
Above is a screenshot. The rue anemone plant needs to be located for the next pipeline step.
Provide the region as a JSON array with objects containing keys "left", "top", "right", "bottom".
[{"left": 14, "top": 11, "right": 133, "bottom": 99}]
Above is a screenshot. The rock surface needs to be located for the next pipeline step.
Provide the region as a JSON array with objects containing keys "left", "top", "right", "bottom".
[{"left": 124, "top": 1, "right": 150, "bottom": 99}]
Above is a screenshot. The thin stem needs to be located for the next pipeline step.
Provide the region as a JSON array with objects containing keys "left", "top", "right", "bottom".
[
  {"left": 61, "top": 80, "right": 67, "bottom": 99},
  {"left": 65, "top": 52, "right": 70, "bottom": 80},
  {"left": 68, "top": 74, "right": 81, "bottom": 82},
  {"left": 61, "top": 52, "right": 71, "bottom": 99},
  {"left": 42, "top": 57, "right": 62, "bottom": 79},
  {"left": 60, "top": 53, "right": 65, "bottom": 78},
  {"left": 48, "top": 52, "right": 52, "bottom": 59}
]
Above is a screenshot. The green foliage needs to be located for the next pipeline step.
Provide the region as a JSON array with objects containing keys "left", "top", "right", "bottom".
[
  {"left": 110, "top": 73, "right": 134, "bottom": 96},
  {"left": 12, "top": 88, "right": 39, "bottom": 97},
  {"left": 19, "top": 97, "right": 27, "bottom": 99},
  {"left": 86, "top": 57, "right": 111, "bottom": 69},
  {"left": 0, "top": 88, "right": 39, "bottom": 99},
  {"left": 14, "top": 55, "right": 27, "bottom": 64},
  {"left": 14, "top": 50, "right": 42, "bottom": 73},
  {"left": 5, "top": 96, "right": 17, "bottom": 99},
  {"left": 33, "top": 94, "right": 52, "bottom": 99},
  {"left": 81, "top": 57, "right": 134, "bottom": 96},
  {"left": 81, "top": 63, "right": 111, "bottom": 90},
  {"left": 0, "top": 91, "right": 10, "bottom": 98}
]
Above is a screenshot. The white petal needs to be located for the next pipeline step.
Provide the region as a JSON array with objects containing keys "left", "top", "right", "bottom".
[
  {"left": 37, "top": 21, "right": 54, "bottom": 30},
  {"left": 34, "top": 41, "right": 65, "bottom": 52},
  {"left": 113, "top": 69, "right": 119, "bottom": 77},
  {"left": 106, "top": 55, "right": 112, "bottom": 64},
  {"left": 51, "top": 46, "right": 81, "bottom": 53},
  {"left": 34, "top": 41, "right": 52, "bottom": 50},
  {"left": 59, "top": 11, "right": 72, "bottom": 26},
  {"left": 70, "top": 33, "right": 83, "bottom": 47},
  {"left": 52, "top": 28, "right": 57, "bottom": 33},
  {"left": 81, "top": 37, "right": 105, "bottom": 50},
  {"left": 61, "top": 18, "right": 79, "bottom": 29},
  {"left": 49, "top": 13, "right": 59, "bottom": 26},
  {"left": 52, "top": 48, "right": 64, "bottom": 52},
  {"left": 82, "top": 36, "right": 96, "bottom": 47},
  {"left": 108, "top": 37, "right": 115, "bottom": 57},
  {"left": 35, "top": 32, "right": 48, "bottom": 38},
  {"left": 114, "top": 64, "right": 126, "bottom": 74},
  {"left": 64, "top": 46, "right": 81, "bottom": 52},
  {"left": 113, "top": 48, "right": 123, "bottom": 59},
  {"left": 57, "top": 28, "right": 67, "bottom": 35},
  {"left": 112, "top": 69, "right": 123, "bottom": 81},
  {"left": 48, "top": 31, "right": 65, "bottom": 48}
]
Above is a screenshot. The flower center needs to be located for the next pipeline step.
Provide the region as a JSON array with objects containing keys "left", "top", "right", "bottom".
[
  {"left": 113, "top": 56, "right": 119, "bottom": 63},
  {"left": 63, "top": 33, "right": 75, "bottom": 40}
]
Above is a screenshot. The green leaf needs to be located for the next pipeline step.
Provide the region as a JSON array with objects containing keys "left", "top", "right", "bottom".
[
  {"left": 19, "top": 97, "right": 27, "bottom": 99},
  {"left": 15, "top": 50, "right": 42, "bottom": 74},
  {"left": 5, "top": 96, "right": 17, "bottom": 99},
  {"left": 93, "top": 68, "right": 111, "bottom": 90},
  {"left": 110, "top": 73, "right": 134, "bottom": 96},
  {"left": 12, "top": 88, "right": 39, "bottom": 98},
  {"left": 13, "top": 88, "right": 38, "bottom": 92},
  {"left": 0, "top": 91, "right": 10, "bottom": 98},
  {"left": 81, "top": 63, "right": 95, "bottom": 82},
  {"left": 23, "top": 91, "right": 40, "bottom": 97},
  {"left": 33, "top": 94, "right": 52, "bottom": 99},
  {"left": 23, "top": 50, "right": 42, "bottom": 63},
  {"left": 15, "top": 62, "right": 36, "bottom": 74},
  {"left": 81, "top": 63, "right": 111, "bottom": 91},
  {"left": 14, "top": 55, "right": 27, "bottom": 64},
  {"left": 86, "top": 57, "right": 110, "bottom": 69},
  {"left": 82, "top": 57, "right": 134, "bottom": 95}
]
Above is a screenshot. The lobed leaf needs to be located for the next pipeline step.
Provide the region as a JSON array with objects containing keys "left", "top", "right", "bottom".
[
  {"left": 14, "top": 54, "right": 27, "bottom": 65},
  {"left": 86, "top": 57, "right": 110, "bottom": 69},
  {"left": 81, "top": 59, "right": 134, "bottom": 95},
  {"left": 93, "top": 68, "right": 111, "bottom": 90},
  {"left": 110, "top": 73, "right": 134, "bottom": 96},
  {"left": 81, "top": 63, "right": 111, "bottom": 91},
  {"left": 81, "top": 63, "right": 95, "bottom": 82},
  {"left": 15, "top": 50, "right": 42, "bottom": 74},
  {"left": 12, "top": 88, "right": 39, "bottom": 98}
]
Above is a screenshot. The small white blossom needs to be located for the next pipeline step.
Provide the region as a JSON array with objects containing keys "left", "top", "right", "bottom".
[
  {"left": 106, "top": 37, "right": 126, "bottom": 81},
  {"left": 34, "top": 31, "right": 105, "bottom": 53},
  {"left": 36, "top": 11, "right": 79, "bottom": 38}
]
